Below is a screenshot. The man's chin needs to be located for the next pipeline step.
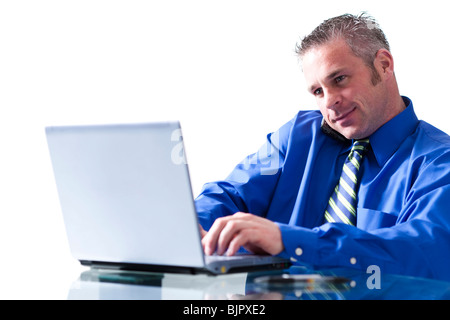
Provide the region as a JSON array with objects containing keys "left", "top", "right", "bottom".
[{"left": 337, "top": 127, "right": 366, "bottom": 140}]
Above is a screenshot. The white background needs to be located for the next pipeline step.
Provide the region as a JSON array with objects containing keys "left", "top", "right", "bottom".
[{"left": 1, "top": 0, "right": 449, "bottom": 299}]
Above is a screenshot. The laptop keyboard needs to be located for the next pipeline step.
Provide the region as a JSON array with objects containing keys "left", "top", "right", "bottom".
[{"left": 205, "top": 253, "right": 263, "bottom": 262}]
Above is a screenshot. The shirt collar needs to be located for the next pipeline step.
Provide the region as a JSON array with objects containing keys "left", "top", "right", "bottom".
[{"left": 368, "top": 96, "right": 419, "bottom": 167}]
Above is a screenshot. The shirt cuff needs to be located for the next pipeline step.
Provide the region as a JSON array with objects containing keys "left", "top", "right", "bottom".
[{"left": 276, "top": 222, "right": 320, "bottom": 265}]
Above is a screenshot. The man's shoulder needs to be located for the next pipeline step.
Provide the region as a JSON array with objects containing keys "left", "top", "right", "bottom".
[
  {"left": 413, "top": 121, "right": 450, "bottom": 167},
  {"left": 418, "top": 121, "right": 450, "bottom": 151},
  {"left": 404, "top": 121, "right": 450, "bottom": 187},
  {"left": 291, "top": 109, "right": 323, "bottom": 124},
  {"left": 271, "top": 110, "right": 329, "bottom": 154},
  {"left": 277, "top": 109, "right": 323, "bottom": 138},
  {"left": 418, "top": 121, "right": 450, "bottom": 146},
  {"left": 282, "top": 110, "right": 323, "bottom": 136},
  {"left": 269, "top": 110, "right": 324, "bottom": 155}
]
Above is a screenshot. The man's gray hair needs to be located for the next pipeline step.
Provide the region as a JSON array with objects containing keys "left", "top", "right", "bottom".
[{"left": 296, "top": 13, "right": 390, "bottom": 84}]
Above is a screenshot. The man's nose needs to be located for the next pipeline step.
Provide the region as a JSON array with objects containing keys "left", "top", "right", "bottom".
[{"left": 324, "top": 89, "right": 342, "bottom": 110}]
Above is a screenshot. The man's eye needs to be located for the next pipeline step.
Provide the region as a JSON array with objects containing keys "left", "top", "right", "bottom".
[
  {"left": 313, "top": 88, "right": 323, "bottom": 95},
  {"left": 335, "top": 75, "right": 346, "bottom": 83}
]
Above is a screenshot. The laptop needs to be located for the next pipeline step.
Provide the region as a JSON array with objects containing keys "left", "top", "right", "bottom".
[{"left": 45, "top": 121, "right": 290, "bottom": 274}]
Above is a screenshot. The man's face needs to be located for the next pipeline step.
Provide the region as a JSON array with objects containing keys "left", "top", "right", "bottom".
[{"left": 302, "top": 39, "right": 390, "bottom": 140}]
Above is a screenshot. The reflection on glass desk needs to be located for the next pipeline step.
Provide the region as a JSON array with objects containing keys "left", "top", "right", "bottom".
[{"left": 68, "top": 266, "right": 450, "bottom": 300}]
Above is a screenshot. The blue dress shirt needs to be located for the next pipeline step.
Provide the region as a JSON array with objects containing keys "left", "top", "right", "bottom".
[{"left": 195, "top": 97, "right": 450, "bottom": 281}]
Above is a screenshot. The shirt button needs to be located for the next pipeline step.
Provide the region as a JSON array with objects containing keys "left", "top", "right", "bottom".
[
  {"left": 350, "top": 257, "right": 357, "bottom": 265},
  {"left": 295, "top": 247, "right": 303, "bottom": 256}
]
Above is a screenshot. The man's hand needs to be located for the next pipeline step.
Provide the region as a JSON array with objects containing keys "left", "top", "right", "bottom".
[
  {"left": 200, "top": 212, "right": 284, "bottom": 256},
  {"left": 199, "top": 224, "right": 207, "bottom": 238}
]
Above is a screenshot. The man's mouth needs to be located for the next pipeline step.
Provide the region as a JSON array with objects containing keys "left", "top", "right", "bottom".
[{"left": 332, "top": 107, "right": 357, "bottom": 124}]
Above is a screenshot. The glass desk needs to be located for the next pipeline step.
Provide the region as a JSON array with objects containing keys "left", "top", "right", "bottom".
[{"left": 68, "top": 265, "right": 450, "bottom": 300}]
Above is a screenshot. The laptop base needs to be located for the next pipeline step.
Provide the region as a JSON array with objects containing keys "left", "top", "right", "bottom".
[{"left": 80, "top": 259, "right": 291, "bottom": 276}]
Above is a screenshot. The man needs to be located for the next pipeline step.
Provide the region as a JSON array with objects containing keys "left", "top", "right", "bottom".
[{"left": 196, "top": 13, "right": 450, "bottom": 281}]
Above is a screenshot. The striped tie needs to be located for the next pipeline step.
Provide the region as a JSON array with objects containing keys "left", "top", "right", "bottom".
[{"left": 324, "top": 139, "right": 370, "bottom": 226}]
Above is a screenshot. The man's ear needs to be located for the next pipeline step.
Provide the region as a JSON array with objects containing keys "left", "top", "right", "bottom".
[{"left": 375, "top": 49, "right": 395, "bottom": 78}]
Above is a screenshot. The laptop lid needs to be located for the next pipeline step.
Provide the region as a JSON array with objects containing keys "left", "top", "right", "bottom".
[{"left": 46, "top": 122, "right": 206, "bottom": 270}]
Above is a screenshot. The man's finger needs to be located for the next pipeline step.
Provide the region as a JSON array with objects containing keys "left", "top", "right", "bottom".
[
  {"left": 199, "top": 224, "right": 207, "bottom": 238},
  {"left": 216, "top": 219, "right": 252, "bottom": 255},
  {"left": 202, "top": 216, "right": 231, "bottom": 255}
]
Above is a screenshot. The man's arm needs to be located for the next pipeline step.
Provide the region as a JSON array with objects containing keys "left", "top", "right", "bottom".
[{"left": 195, "top": 120, "right": 293, "bottom": 231}]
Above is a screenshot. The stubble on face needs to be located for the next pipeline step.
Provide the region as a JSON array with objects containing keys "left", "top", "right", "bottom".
[{"left": 302, "top": 40, "right": 400, "bottom": 140}]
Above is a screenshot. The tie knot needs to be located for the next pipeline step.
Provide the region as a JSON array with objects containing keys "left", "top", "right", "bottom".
[
  {"left": 352, "top": 139, "right": 370, "bottom": 152},
  {"left": 349, "top": 139, "right": 370, "bottom": 161}
]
